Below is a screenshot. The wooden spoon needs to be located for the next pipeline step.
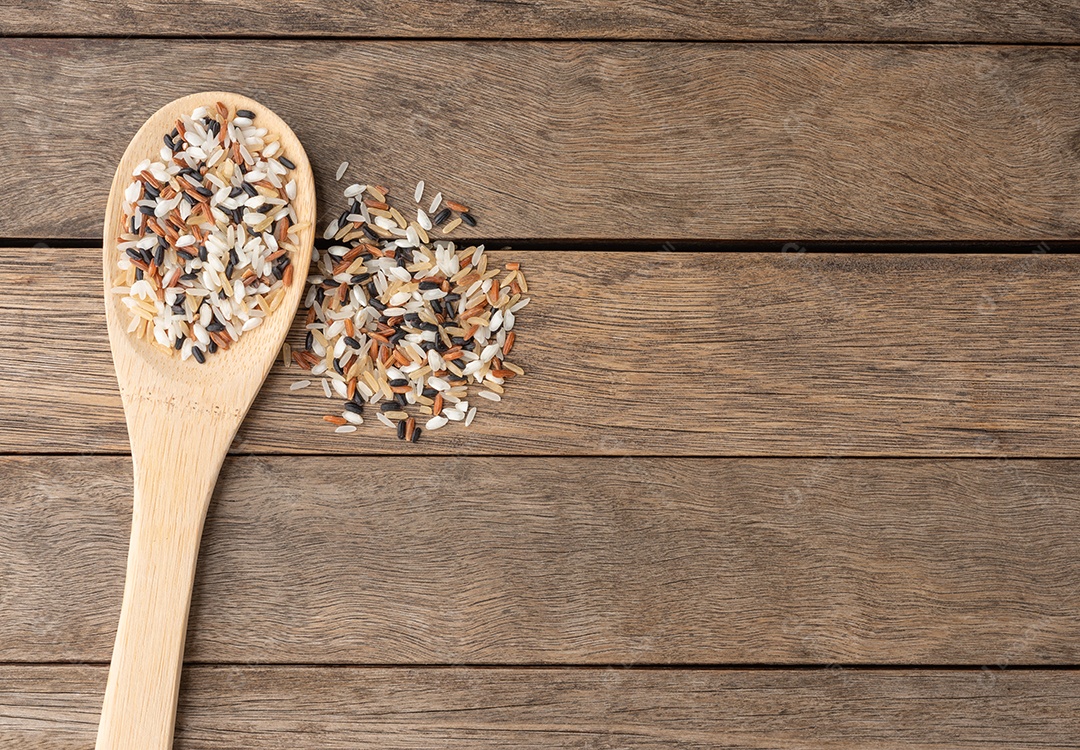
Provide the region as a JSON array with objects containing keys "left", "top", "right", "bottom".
[{"left": 97, "top": 92, "right": 314, "bottom": 749}]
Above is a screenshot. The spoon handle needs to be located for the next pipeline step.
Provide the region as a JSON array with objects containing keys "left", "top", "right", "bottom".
[{"left": 96, "top": 434, "right": 226, "bottom": 750}]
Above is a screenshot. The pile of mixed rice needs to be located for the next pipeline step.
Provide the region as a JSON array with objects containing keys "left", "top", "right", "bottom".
[
  {"left": 112, "top": 103, "right": 302, "bottom": 362},
  {"left": 286, "top": 172, "right": 529, "bottom": 442}
]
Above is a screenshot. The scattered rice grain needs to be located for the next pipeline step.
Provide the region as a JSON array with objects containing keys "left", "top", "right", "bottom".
[{"left": 291, "top": 179, "right": 530, "bottom": 437}]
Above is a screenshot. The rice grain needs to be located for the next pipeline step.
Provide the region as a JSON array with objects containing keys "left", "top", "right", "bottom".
[
  {"left": 290, "top": 179, "right": 530, "bottom": 438},
  {"left": 113, "top": 102, "right": 298, "bottom": 362}
]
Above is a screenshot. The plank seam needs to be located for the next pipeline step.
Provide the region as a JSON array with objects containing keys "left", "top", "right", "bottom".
[
  {"left": 4, "top": 35, "right": 1080, "bottom": 46},
  {"left": 1, "top": 662, "right": 1077, "bottom": 670},
  {"left": 6, "top": 452, "right": 1080, "bottom": 459},
  {"left": 5, "top": 239, "right": 1080, "bottom": 252}
]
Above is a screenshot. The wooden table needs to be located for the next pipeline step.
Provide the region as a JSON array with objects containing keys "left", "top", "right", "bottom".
[{"left": 2, "top": 4, "right": 1079, "bottom": 747}]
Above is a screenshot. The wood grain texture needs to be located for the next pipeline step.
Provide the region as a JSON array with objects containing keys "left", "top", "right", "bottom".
[
  {"left": 3, "top": 455, "right": 1077, "bottom": 665},
  {"left": 2, "top": 665, "right": 1078, "bottom": 748},
  {"left": 3, "top": 40, "right": 1080, "bottom": 241},
  {"left": 3, "top": 248, "right": 1080, "bottom": 455},
  {"left": 2, "top": 0, "right": 1079, "bottom": 42}
]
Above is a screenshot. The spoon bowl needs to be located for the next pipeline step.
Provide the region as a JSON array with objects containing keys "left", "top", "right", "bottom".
[{"left": 97, "top": 91, "right": 314, "bottom": 749}]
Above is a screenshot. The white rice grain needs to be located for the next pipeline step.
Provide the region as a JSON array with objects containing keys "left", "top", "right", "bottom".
[{"left": 417, "top": 208, "right": 432, "bottom": 231}]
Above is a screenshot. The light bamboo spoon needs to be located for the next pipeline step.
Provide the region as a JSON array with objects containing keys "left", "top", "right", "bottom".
[{"left": 97, "top": 92, "right": 314, "bottom": 749}]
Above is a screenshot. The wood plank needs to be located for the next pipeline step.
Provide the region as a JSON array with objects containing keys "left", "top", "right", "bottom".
[
  {"left": 2, "top": 1, "right": 1078, "bottom": 43},
  {"left": 2, "top": 665, "right": 1078, "bottom": 748},
  {"left": 3, "top": 249, "right": 1080, "bottom": 455},
  {"left": 3, "top": 455, "right": 1078, "bottom": 665},
  {"left": 3, "top": 41, "right": 1080, "bottom": 241}
]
